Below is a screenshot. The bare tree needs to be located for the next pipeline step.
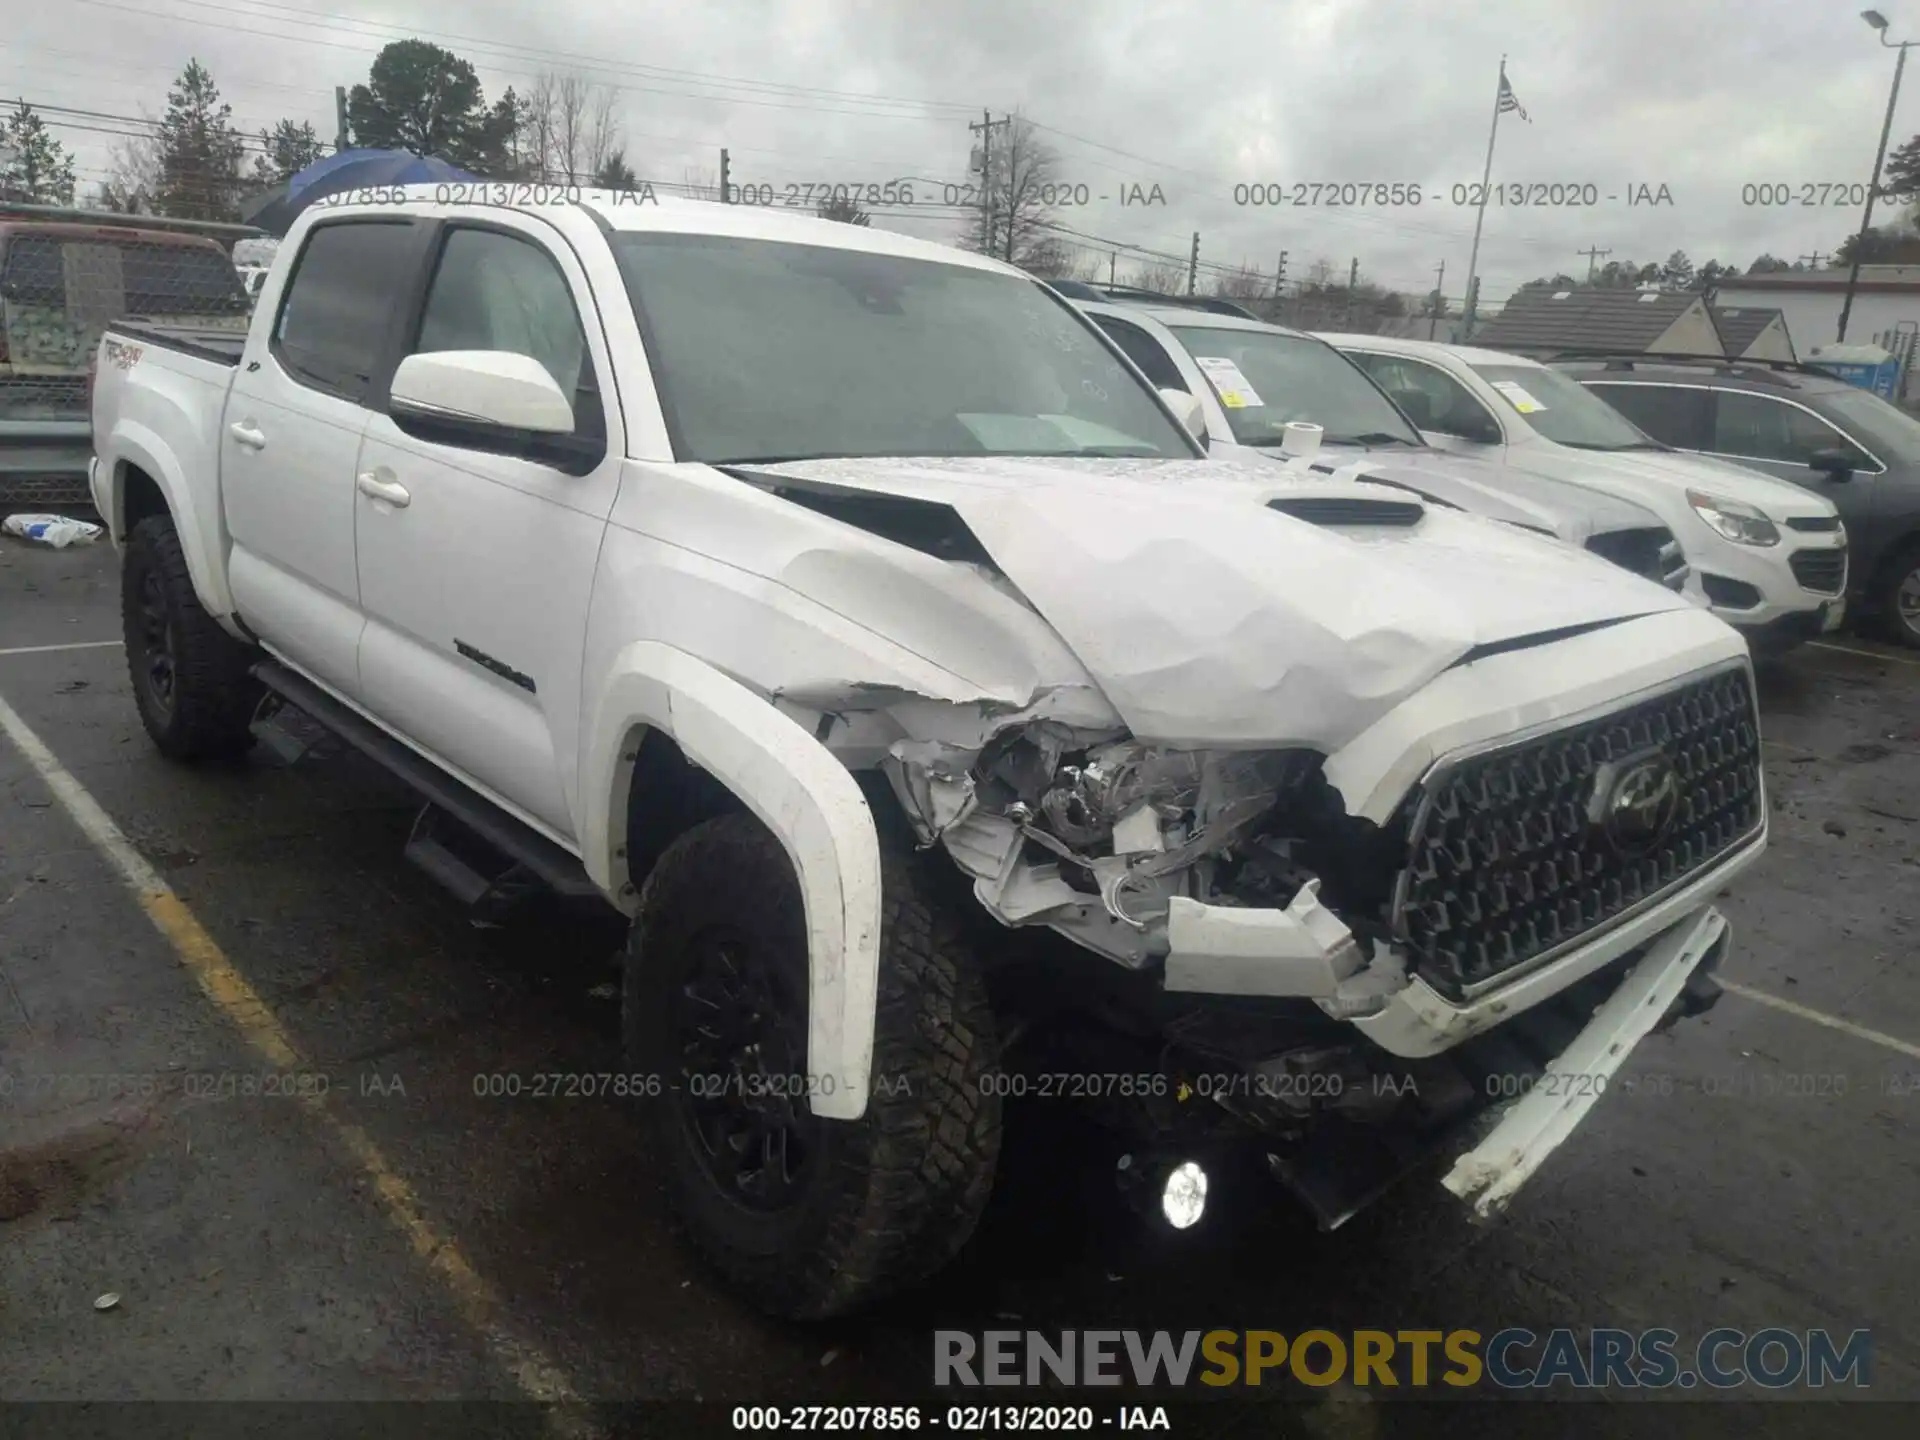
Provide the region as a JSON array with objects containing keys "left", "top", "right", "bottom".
[
  {"left": 679, "top": 164, "right": 721, "bottom": 202},
  {"left": 1212, "top": 265, "right": 1270, "bottom": 303},
  {"left": 519, "top": 71, "right": 625, "bottom": 183},
  {"left": 1123, "top": 260, "right": 1189, "bottom": 294},
  {"left": 96, "top": 124, "right": 164, "bottom": 213},
  {"left": 963, "top": 113, "right": 1071, "bottom": 270}
]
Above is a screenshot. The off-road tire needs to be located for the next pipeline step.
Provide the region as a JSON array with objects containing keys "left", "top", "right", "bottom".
[
  {"left": 625, "top": 812, "right": 1002, "bottom": 1319},
  {"left": 122, "top": 514, "right": 260, "bottom": 760},
  {"left": 1868, "top": 540, "right": 1920, "bottom": 649}
]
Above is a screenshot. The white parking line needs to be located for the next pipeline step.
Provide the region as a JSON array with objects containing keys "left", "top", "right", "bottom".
[
  {"left": 0, "top": 640, "right": 120, "bottom": 659},
  {"left": 1808, "top": 640, "right": 1920, "bottom": 668},
  {"left": 1721, "top": 979, "right": 1920, "bottom": 1061}
]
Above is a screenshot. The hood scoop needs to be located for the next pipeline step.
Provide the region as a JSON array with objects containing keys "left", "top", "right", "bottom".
[{"left": 1266, "top": 494, "right": 1424, "bottom": 527}]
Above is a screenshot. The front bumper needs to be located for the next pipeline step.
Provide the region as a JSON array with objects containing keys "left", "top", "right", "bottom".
[
  {"left": 1689, "top": 526, "right": 1847, "bottom": 631},
  {"left": 1439, "top": 902, "right": 1729, "bottom": 1218},
  {"left": 1352, "top": 829, "right": 1765, "bottom": 1058}
]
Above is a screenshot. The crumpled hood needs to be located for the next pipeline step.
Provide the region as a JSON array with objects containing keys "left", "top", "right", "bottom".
[{"left": 754, "top": 455, "right": 1693, "bottom": 748}]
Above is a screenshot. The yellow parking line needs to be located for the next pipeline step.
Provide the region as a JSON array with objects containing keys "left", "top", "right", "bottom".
[
  {"left": 0, "top": 688, "right": 597, "bottom": 1430},
  {"left": 1807, "top": 640, "right": 1920, "bottom": 668}
]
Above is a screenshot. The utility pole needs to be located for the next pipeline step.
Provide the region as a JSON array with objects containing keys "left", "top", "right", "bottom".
[
  {"left": 720, "top": 149, "right": 731, "bottom": 204},
  {"left": 1428, "top": 259, "right": 1446, "bottom": 339},
  {"left": 969, "top": 111, "right": 1008, "bottom": 256},
  {"left": 334, "top": 85, "right": 349, "bottom": 152},
  {"left": 1841, "top": 17, "right": 1913, "bottom": 342},
  {"left": 1578, "top": 244, "right": 1611, "bottom": 281},
  {"left": 1109, "top": 251, "right": 1117, "bottom": 285},
  {"left": 1187, "top": 232, "right": 1200, "bottom": 295},
  {"left": 1799, "top": 251, "right": 1829, "bottom": 269},
  {"left": 1345, "top": 257, "right": 1359, "bottom": 328}
]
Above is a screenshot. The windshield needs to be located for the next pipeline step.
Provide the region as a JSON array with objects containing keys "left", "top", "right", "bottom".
[
  {"left": 1165, "top": 325, "right": 1422, "bottom": 447},
  {"left": 609, "top": 233, "right": 1194, "bottom": 464},
  {"left": 1470, "top": 362, "right": 1660, "bottom": 450},
  {"left": 1817, "top": 383, "right": 1920, "bottom": 458}
]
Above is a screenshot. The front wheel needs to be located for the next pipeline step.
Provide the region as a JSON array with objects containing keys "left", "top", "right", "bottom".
[
  {"left": 121, "top": 514, "right": 261, "bottom": 760},
  {"left": 1870, "top": 543, "right": 1920, "bottom": 649},
  {"left": 625, "top": 812, "right": 1002, "bottom": 1319}
]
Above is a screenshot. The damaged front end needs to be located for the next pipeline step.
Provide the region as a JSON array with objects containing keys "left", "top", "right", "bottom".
[
  {"left": 882, "top": 723, "right": 1402, "bottom": 997},
  {"left": 877, "top": 704, "right": 1738, "bottom": 1232}
]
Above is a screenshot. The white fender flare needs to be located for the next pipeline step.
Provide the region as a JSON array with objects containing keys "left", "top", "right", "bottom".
[
  {"left": 103, "top": 420, "right": 236, "bottom": 619},
  {"left": 580, "top": 642, "right": 884, "bottom": 1121}
]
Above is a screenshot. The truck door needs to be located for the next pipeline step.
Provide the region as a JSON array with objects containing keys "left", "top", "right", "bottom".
[
  {"left": 350, "top": 216, "right": 623, "bottom": 842},
  {"left": 222, "top": 217, "right": 426, "bottom": 695}
]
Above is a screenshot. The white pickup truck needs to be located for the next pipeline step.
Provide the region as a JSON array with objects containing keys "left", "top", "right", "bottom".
[{"left": 90, "top": 187, "right": 1765, "bottom": 1319}]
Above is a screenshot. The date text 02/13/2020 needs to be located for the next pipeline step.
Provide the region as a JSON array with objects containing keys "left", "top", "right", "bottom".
[{"left": 1230, "top": 181, "right": 1675, "bottom": 207}]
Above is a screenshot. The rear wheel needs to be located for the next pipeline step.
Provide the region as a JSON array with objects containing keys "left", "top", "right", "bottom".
[
  {"left": 121, "top": 514, "right": 261, "bottom": 759},
  {"left": 625, "top": 812, "right": 1001, "bottom": 1319},
  {"left": 1869, "top": 542, "right": 1920, "bottom": 649}
]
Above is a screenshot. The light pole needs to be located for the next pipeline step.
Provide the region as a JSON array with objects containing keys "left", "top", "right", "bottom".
[{"left": 1838, "top": 10, "right": 1915, "bottom": 342}]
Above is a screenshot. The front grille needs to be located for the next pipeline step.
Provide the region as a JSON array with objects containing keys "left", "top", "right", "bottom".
[
  {"left": 1396, "top": 667, "right": 1762, "bottom": 998},
  {"left": 1584, "top": 526, "right": 1684, "bottom": 588},
  {"left": 1786, "top": 515, "right": 1842, "bottom": 533},
  {"left": 0, "top": 471, "right": 91, "bottom": 508},
  {"left": 1789, "top": 547, "right": 1847, "bottom": 595}
]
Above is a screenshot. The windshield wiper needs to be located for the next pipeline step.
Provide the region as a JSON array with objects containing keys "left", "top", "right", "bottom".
[{"left": 1325, "top": 432, "right": 1418, "bottom": 447}]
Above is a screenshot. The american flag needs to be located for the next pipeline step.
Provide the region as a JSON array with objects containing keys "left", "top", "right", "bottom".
[{"left": 1498, "top": 72, "right": 1530, "bottom": 122}]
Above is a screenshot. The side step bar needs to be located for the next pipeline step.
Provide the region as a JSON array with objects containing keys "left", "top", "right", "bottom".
[{"left": 250, "top": 660, "right": 604, "bottom": 909}]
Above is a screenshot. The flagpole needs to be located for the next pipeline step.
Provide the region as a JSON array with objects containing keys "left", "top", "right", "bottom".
[{"left": 1460, "top": 55, "right": 1506, "bottom": 342}]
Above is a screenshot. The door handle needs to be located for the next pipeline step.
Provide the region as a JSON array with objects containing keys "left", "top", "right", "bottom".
[
  {"left": 356, "top": 471, "right": 411, "bottom": 508},
  {"left": 228, "top": 421, "right": 266, "bottom": 451}
]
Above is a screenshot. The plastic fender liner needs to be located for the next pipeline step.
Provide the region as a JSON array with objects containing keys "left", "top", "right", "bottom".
[{"left": 581, "top": 641, "right": 883, "bottom": 1121}]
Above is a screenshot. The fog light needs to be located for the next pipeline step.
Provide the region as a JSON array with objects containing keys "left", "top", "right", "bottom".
[{"left": 1160, "top": 1161, "right": 1208, "bottom": 1229}]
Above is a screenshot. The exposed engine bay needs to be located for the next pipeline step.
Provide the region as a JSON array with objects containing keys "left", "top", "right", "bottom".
[{"left": 880, "top": 720, "right": 1411, "bottom": 1016}]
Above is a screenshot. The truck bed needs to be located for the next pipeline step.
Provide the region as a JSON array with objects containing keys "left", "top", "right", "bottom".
[{"left": 109, "top": 319, "right": 246, "bottom": 367}]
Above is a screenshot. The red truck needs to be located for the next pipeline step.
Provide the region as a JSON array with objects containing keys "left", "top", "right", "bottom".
[{"left": 1, "top": 210, "right": 252, "bottom": 511}]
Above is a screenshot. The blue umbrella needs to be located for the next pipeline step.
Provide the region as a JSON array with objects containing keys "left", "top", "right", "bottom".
[
  {"left": 287, "top": 148, "right": 477, "bottom": 199},
  {"left": 242, "top": 149, "right": 480, "bottom": 235}
]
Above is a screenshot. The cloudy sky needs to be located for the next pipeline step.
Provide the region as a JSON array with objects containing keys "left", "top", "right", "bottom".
[{"left": 10, "top": 0, "right": 1919, "bottom": 303}]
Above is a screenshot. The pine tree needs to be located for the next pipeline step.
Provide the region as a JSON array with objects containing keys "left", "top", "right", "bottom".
[
  {"left": 0, "top": 100, "right": 77, "bottom": 205},
  {"left": 251, "top": 119, "right": 326, "bottom": 186},
  {"left": 155, "top": 60, "right": 247, "bottom": 220}
]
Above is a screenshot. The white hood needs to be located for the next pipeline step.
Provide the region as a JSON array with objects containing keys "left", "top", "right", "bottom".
[
  {"left": 755, "top": 456, "right": 1691, "bottom": 749},
  {"left": 1510, "top": 444, "right": 1839, "bottom": 521}
]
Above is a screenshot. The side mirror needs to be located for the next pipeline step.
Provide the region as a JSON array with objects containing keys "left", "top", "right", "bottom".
[
  {"left": 1807, "top": 446, "right": 1857, "bottom": 480},
  {"left": 1160, "top": 387, "right": 1208, "bottom": 442},
  {"left": 390, "top": 350, "right": 575, "bottom": 435}
]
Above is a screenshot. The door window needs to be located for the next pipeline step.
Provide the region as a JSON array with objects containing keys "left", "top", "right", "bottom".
[
  {"left": 1581, "top": 382, "right": 1713, "bottom": 450},
  {"left": 1350, "top": 352, "right": 1501, "bottom": 442},
  {"left": 1092, "top": 316, "right": 1191, "bottom": 392},
  {"left": 412, "top": 227, "right": 603, "bottom": 440},
  {"left": 272, "top": 221, "right": 417, "bottom": 400},
  {"left": 1712, "top": 390, "right": 1852, "bottom": 465}
]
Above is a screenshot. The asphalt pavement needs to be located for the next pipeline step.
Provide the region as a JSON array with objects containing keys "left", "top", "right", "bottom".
[{"left": 3, "top": 533, "right": 1918, "bottom": 1438}]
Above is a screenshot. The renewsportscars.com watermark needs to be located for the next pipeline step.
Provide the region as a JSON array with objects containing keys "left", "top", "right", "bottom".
[{"left": 934, "top": 1328, "right": 1872, "bottom": 1391}]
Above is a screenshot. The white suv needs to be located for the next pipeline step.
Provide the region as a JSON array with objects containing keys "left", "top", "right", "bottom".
[{"left": 1321, "top": 335, "right": 1848, "bottom": 651}]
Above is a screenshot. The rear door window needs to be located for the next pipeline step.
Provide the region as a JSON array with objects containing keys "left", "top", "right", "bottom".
[
  {"left": 1582, "top": 382, "right": 1712, "bottom": 450},
  {"left": 273, "top": 221, "right": 419, "bottom": 401},
  {"left": 1711, "top": 390, "right": 1851, "bottom": 465}
]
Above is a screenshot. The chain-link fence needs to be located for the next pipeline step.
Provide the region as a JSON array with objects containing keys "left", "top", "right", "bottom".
[{"left": 2, "top": 224, "right": 251, "bottom": 509}]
